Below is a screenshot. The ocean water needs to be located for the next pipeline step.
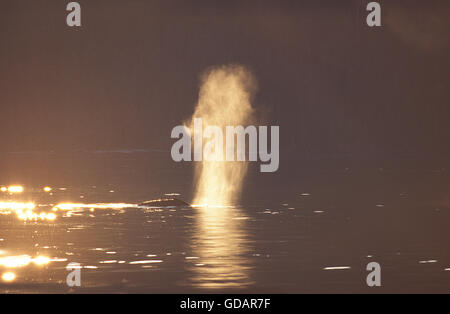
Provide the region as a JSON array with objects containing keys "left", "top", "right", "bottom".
[{"left": 0, "top": 151, "right": 450, "bottom": 293}]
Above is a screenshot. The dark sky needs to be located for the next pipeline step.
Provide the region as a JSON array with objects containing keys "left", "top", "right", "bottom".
[{"left": 0, "top": 0, "right": 449, "bottom": 158}]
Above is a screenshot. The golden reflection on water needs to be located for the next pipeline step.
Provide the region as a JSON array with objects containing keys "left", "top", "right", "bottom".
[
  {"left": 2, "top": 271, "right": 16, "bottom": 282},
  {"left": 43, "top": 186, "right": 52, "bottom": 192},
  {"left": 17, "top": 211, "right": 56, "bottom": 221},
  {"left": 0, "top": 252, "right": 69, "bottom": 285},
  {"left": 188, "top": 206, "right": 254, "bottom": 289},
  {"left": 0, "top": 201, "right": 35, "bottom": 211},
  {"left": 0, "top": 253, "right": 54, "bottom": 283},
  {"left": 7, "top": 185, "right": 24, "bottom": 194},
  {"left": 52, "top": 203, "right": 134, "bottom": 211},
  {"left": 0, "top": 202, "right": 56, "bottom": 222},
  {"left": 0, "top": 201, "right": 135, "bottom": 222},
  {"left": 0, "top": 254, "right": 51, "bottom": 268}
]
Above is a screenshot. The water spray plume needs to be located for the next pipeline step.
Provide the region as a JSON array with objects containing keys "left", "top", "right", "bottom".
[{"left": 190, "top": 65, "right": 257, "bottom": 206}]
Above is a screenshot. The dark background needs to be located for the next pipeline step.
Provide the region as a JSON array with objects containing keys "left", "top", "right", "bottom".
[{"left": 1, "top": 1, "right": 450, "bottom": 294}]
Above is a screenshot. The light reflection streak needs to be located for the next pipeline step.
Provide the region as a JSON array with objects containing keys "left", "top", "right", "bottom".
[
  {"left": 188, "top": 206, "right": 254, "bottom": 289},
  {"left": 129, "top": 260, "right": 163, "bottom": 264},
  {"left": 52, "top": 203, "right": 135, "bottom": 211}
]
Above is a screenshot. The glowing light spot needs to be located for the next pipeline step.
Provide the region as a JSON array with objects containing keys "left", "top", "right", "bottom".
[
  {"left": 2, "top": 272, "right": 16, "bottom": 282},
  {"left": 43, "top": 186, "right": 52, "bottom": 192},
  {"left": 33, "top": 256, "right": 50, "bottom": 266},
  {"left": 7, "top": 185, "right": 24, "bottom": 193},
  {"left": 46, "top": 213, "right": 56, "bottom": 221},
  {"left": 0, "top": 255, "right": 31, "bottom": 268},
  {"left": 0, "top": 187, "right": 7, "bottom": 192}
]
